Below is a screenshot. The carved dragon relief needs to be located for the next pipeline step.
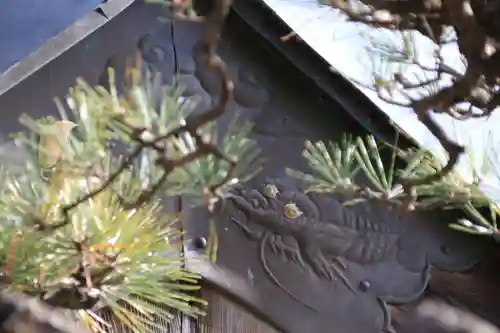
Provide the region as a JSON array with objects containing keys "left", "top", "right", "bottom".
[
  {"left": 226, "top": 179, "right": 481, "bottom": 332},
  {"left": 125, "top": 19, "right": 483, "bottom": 333}
]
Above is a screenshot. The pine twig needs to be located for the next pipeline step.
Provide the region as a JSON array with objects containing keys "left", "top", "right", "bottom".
[{"left": 34, "top": 0, "right": 235, "bottom": 231}]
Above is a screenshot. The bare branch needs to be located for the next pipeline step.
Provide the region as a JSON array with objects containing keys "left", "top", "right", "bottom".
[
  {"left": 34, "top": 0, "right": 235, "bottom": 231},
  {"left": 322, "top": 0, "right": 500, "bottom": 205}
]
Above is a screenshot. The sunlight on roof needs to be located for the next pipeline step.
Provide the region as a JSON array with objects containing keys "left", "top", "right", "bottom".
[{"left": 262, "top": 0, "right": 500, "bottom": 204}]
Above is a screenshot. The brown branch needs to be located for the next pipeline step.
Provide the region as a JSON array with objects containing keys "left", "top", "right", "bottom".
[
  {"left": 0, "top": 291, "right": 90, "bottom": 333},
  {"left": 33, "top": 0, "right": 235, "bottom": 230},
  {"left": 42, "top": 237, "right": 120, "bottom": 310},
  {"left": 119, "top": 0, "right": 235, "bottom": 210},
  {"left": 323, "top": 0, "right": 500, "bottom": 208}
]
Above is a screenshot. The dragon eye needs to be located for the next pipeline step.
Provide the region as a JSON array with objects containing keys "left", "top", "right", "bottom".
[
  {"left": 262, "top": 184, "right": 279, "bottom": 199},
  {"left": 284, "top": 202, "right": 303, "bottom": 219}
]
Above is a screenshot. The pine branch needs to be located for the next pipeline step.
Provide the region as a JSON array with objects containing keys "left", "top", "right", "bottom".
[
  {"left": 0, "top": 2, "right": 258, "bottom": 332},
  {"left": 290, "top": 133, "right": 493, "bottom": 218},
  {"left": 319, "top": 0, "right": 500, "bottom": 203},
  {"left": 31, "top": 0, "right": 236, "bottom": 233}
]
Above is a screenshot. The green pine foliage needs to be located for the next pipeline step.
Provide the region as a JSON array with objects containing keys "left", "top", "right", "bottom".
[
  {"left": 0, "top": 66, "right": 258, "bottom": 333},
  {"left": 287, "top": 133, "right": 500, "bottom": 238}
]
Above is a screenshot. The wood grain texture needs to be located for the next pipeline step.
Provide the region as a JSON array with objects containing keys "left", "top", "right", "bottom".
[
  {"left": 394, "top": 299, "right": 499, "bottom": 333},
  {"left": 390, "top": 244, "right": 500, "bottom": 330},
  {"left": 197, "top": 288, "right": 281, "bottom": 333}
]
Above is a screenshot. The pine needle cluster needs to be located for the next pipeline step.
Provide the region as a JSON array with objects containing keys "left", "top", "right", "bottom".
[
  {"left": 0, "top": 65, "right": 258, "bottom": 332},
  {"left": 287, "top": 133, "right": 500, "bottom": 238}
]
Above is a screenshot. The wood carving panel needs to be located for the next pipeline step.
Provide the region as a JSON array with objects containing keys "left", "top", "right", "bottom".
[
  {"left": 222, "top": 180, "right": 481, "bottom": 331},
  {"left": 171, "top": 16, "right": 484, "bottom": 333},
  {"left": 0, "top": 4, "right": 485, "bottom": 332}
]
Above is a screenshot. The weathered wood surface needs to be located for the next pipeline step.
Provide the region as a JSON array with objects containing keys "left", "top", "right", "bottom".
[
  {"left": 0, "top": 291, "right": 88, "bottom": 333},
  {"left": 177, "top": 12, "right": 484, "bottom": 333},
  {"left": 197, "top": 287, "right": 280, "bottom": 333},
  {"left": 195, "top": 291, "right": 500, "bottom": 333},
  {"left": 394, "top": 299, "right": 500, "bottom": 333},
  {"left": 0, "top": 0, "right": 103, "bottom": 74},
  {"left": 0, "top": 1, "right": 166, "bottom": 134},
  {"left": 392, "top": 248, "right": 500, "bottom": 329},
  {"left": 2, "top": 289, "right": 499, "bottom": 333},
  {"left": 0, "top": 2, "right": 496, "bottom": 333}
]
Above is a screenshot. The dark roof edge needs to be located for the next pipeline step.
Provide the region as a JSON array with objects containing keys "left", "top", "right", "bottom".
[
  {"left": 0, "top": 0, "right": 135, "bottom": 97},
  {"left": 231, "top": 0, "right": 409, "bottom": 146}
]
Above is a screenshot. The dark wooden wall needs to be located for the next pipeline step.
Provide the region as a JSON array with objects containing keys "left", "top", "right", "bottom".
[
  {"left": 197, "top": 287, "right": 280, "bottom": 333},
  {"left": 0, "top": 2, "right": 497, "bottom": 332}
]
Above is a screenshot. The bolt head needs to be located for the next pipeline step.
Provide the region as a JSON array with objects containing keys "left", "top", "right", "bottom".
[
  {"left": 359, "top": 280, "right": 371, "bottom": 292},
  {"left": 193, "top": 236, "right": 207, "bottom": 250}
]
